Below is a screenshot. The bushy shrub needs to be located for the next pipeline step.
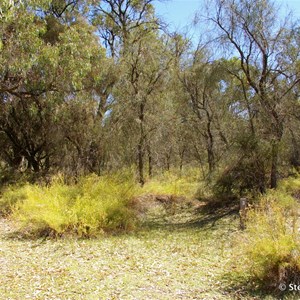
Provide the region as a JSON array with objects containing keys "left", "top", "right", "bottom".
[
  {"left": 7, "top": 172, "right": 138, "bottom": 237},
  {"left": 236, "top": 184, "right": 300, "bottom": 290},
  {"left": 0, "top": 184, "right": 28, "bottom": 216},
  {"left": 277, "top": 175, "right": 300, "bottom": 199},
  {"left": 213, "top": 137, "right": 267, "bottom": 198}
]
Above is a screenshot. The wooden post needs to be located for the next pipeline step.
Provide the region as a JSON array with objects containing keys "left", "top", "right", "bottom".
[{"left": 240, "top": 197, "right": 248, "bottom": 230}]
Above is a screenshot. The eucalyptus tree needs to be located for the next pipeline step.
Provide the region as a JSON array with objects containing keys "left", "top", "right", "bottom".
[
  {"left": 0, "top": 0, "right": 107, "bottom": 175},
  {"left": 180, "top": 51, "right": 232, "bottom": 177},
  {"left": 92, "top": 0, "right": 160, "bottom": 58},
  {"left": 114, "top": 32, "right": 173, "bottom": 185},
  {"left": 91, "top": 0, "right": 173, "bottom": 184},
  {"left": 0, "top": 0, "right": 53, "bottom": 172},
  {"left": 206, "top": 0, "right": 300, "bottom": 188}
]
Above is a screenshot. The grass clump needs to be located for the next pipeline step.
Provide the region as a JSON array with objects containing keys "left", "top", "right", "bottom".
[
  {"left": 6, "top": 173, "right": 138, "bottom": 237},
  {"left": 142, "top": 168, "right": 201, "bottom": 198},
  {"left": 234, "top": 179, "right": 300, "bottom": 291},
  {"left": 277, "top": 175, "right": 300, "bottom": 198},
  {"left": 0, "top": 184, "right": 28, "bottom": 216}
]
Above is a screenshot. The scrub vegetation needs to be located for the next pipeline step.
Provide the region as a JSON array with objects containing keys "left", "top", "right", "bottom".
[{"left": 1, "top": 0, "right": 300, "bottom": 298}]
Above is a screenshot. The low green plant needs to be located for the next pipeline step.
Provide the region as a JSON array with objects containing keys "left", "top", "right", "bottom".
[
  {"left": 0, "top": 184, "right": 28, "bottom": 216},
  {"left": 142, "top": 168, "right": 201, "bottom": 198},
  {"left": 8, "top": 172, "right": 139, "bottom": 237},
  {"left": 2, "top": 168, "right": 207, "bottom": 237},
  {"left": 277, "top": 175, "right": 300, "bottom": 198},
  {"left": 234, "top": 183, "right": 300, "bottom": 290}
]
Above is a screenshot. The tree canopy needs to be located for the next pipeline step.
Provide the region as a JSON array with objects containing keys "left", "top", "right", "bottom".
[{"left": 1, "top": 0, "right": 300, "bottom": 193}]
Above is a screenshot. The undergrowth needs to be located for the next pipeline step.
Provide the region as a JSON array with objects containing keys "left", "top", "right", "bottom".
[
  {"left": 230, "top": 175, "right": 300, "bottom": 293},
  {"left": 142, "top": 168, "right": 205, "bottom": 199},
  {"left": 0, "top": 167, "right": 205, "bottom": 237},
  {"left": 4, "top": 173, "right": 138, "bottom": 237}
]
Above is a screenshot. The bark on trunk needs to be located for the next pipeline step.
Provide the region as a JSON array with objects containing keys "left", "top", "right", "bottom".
[
  {"left": 138, "top": 142, "right": 144, "bottom": 186},
  {"left": 179, "top": 148, "right": 185, "bottom": 175},
  {"left": 147, "top": 144, "right": 153, "bottom": 177},
  {"left": 27, "top": 155, "right": 40, "bottom": 173},
  {"left": 206, "top": 114, "right": 215, "bottom": 177},
  {"left": 270, "top": 140, "right": 279, "bottom": 189},
  {"left": 137, "top": 102, "right": 145, "bottom": 186}
]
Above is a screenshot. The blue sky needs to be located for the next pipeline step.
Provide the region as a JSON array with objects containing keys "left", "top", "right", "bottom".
[{"left": 154, "top": 0, "right": 300, "bottom": 39}]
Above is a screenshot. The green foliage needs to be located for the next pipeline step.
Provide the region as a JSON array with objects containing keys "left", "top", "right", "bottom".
[
  {"left": 0, "top": 184, "right": 28, "bottom": 216},
  {"left": 6, "top": 173, "right": 138, "bottom": 237},
  {"left": 0, "top": 168, "right": 208, "bottom": 236},
  {"left": 277, "top": 175, "right": 300, "bottom": 197},
  {"left": 142, "top": 168, "right": 201, "bottom": 198},
  {"left": 235, "top": 180, "right": 300, "bottom": 290},
  {"left": 213, "top": 136, "right": 267, "bottom": 198}
]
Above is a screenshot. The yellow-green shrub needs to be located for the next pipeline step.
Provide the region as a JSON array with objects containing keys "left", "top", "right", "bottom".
[
  {"left": 237, "top": 186, "right": 300, "bottom": 289},
  {"left": 9, "top": 173, "right": 138, "bottom": 237},
  {"left": 277, "top": 175, "right": 300, "bottom": 197},
  {"left": 142, "top": 168, "right": 201, "bottom": 198},
  {"left": 0, "top": 184, "right": 28, "bottom": 216}
]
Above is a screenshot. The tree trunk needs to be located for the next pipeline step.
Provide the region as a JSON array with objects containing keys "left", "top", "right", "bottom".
[
  {"left": 165, "top": 152, "right": 171, "bottom": 171},
  {"left": 270, "top": 140, "right": 279, "bottom": 189},
  {"left": 290, "top": 129, "right": 300, "bottom": 168},
  {"left": 45, "top": 155, "right": 50, "bottom": 172},
  {"left": 179, "top": 148, "right": 185, "bottom": 175},
  {"left": 270, "top": 116, "right": 283, "bottom": 189},
  {"left": 27, "top": 155, "right": 40, "bottom": 173},
  {"left": 207, "top": 143, "right": 215, "bottom": 175},
  {"left": 137, "top": 102, "right": 145, "bottom": 186},
  {"left": 137, "top": 142, "right": 144, "bottom": 186},
  {"left": 147, "top": 144, "right": 153, "bottom": 177},
  {"left": 206, "top": 118, "right": 215, "bottom": 177}
]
